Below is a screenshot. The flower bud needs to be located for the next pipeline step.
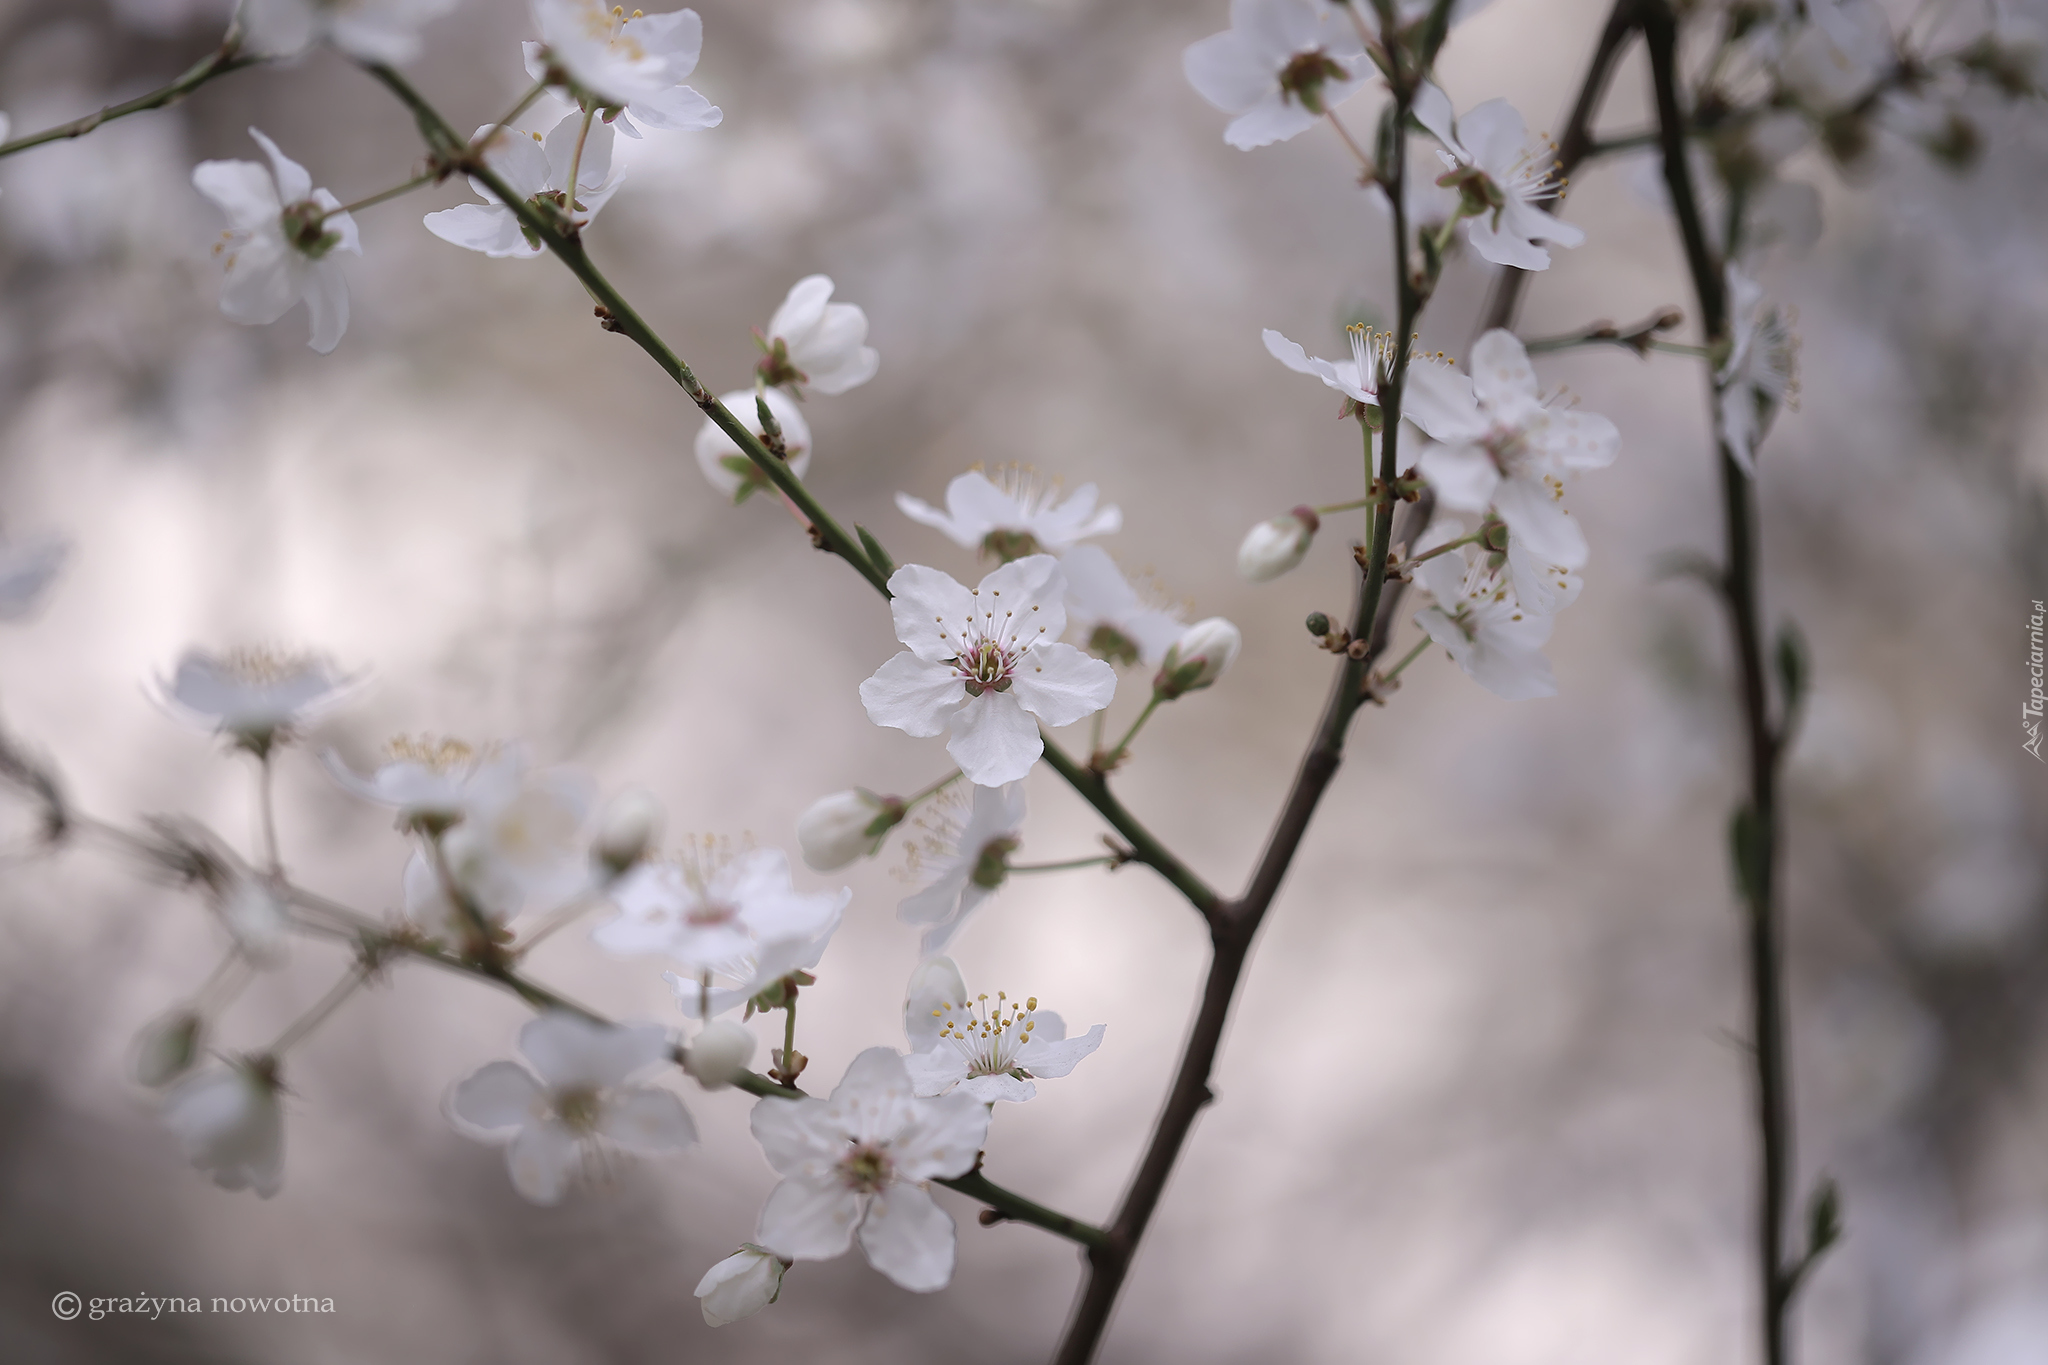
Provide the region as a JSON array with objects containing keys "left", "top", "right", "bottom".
[
  {"left": 134, "top": 1010, "right": 205, "bottom": 1088},
  {"left": 1237, "top": 508, "right": 1318, "bottom": 583},
  {"left": 795, "top": 788, "right": 903, "bottom": 871},
  {"left": 595, "top": 788, "right": 663, "bottom": 875},
  {"left": 1304, "top": 612, "right": 1330, "bottom": 637},
  {"left": 1154, "top": 618, "right": 1242, "bottom": 699},
  {"left": 695, "top": 1246, "right": 787, "bottom": 1326},
  {"left": 684, "top": 1020, "right": 757, "bottom": 1090}
]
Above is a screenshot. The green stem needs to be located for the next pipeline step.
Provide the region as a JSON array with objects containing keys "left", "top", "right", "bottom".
[
  {"left": 561, "top": 105, "right": 598, "bottom": 231},
  {"left": 477, "top": 82, "right": 548, "bottom": 147},
  {"left": 0, "top": 45, "right": 257, "bottom": 160},
  {"left": 1008, "top": 855, "right": 1119, "bottom": 874},
  {"left": 904, "top": 771, "right": 963, "bottom": 806},
  {"left": 1312, "top": 490, "right": 1389, "bottom": 516},
  {"left": 938, "top": 1170, "right": 1110, "bottom": 1249},
  {"left": 1379, "top": 635, "right": 1432, "bottom": 683},
  {"left": 331, "top": 169, "right": 440, "bottom": 219},
  {"left": 779, "top": 996, "right": 799, "bottom": 1088},
  {"left": 1039, "top": 738, "right": 1219, "bottom": 917},
  {"left": 1093, "top": 694, "right": 1162, "bottom": 772},
  {"left": 268, "top": 963, "right": 370, "bottom": 1056},
  {"left": 255, "top": 748, "right": 281, "bottom": 877}
]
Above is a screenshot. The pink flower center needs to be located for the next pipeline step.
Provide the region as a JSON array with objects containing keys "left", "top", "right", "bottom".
[{"left": 839, "top": 1141, "right": 894, "bottom": 1193}]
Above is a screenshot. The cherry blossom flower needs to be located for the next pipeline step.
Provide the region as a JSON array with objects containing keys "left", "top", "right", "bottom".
[
  {"left": 324, "top": 735, "right": 502, "bottom": 829},
  {"left": 407, "top": 759, "right": 595, "bottom": 932},
  {"left": 424, "top": 115, "right": 621, "bottom": 257},
  {"left": 448, "top": 1012, "right": 695, "bottom": 1205},
  {"left": 796, "top": 789, "right": 903, "bottom": 871},
  {"left": 694, "top": 387, "right": 812, "bottom": 502},
  {"left": 895, "top": 469, "right": 1121, "bottom": 561},
  {"left": 526, "top": 0, "right": 722, "bottom": 134},
  {"left": 755, "top": 275, "right": 879, "bottom": 397},
  {"left": 1412, "top": 329, "right": 1618, "bottom": 574},
  {"left": 663, "top": 909, "right": 839, "bottom": 1020},
  {"left": 696, "top": 1246, "right": 786, "bottom": 1326},
  {"left": 594, "top": 843, "right": 848, "bottom": 975},
  {"left": 1263, "top": 326, "right": 1380, "bottom": 405},
  {"left": 897, "top": 781, "right": 1024, "bottom": 954},
  {"left": 1155, "top": 617, "right": 1242, "bottom": 698},
  {"left": 902, "top": 957, "right": 1104, "bottom": 1103},
  {"left": 193, "top": 127, "right": 359, "bottom": 352},
  {"left": 1414, "top": 84, "right": 1584, "bottom": 271},
  {"left": 1238, "top": 508, "right": 1318, "bottom": 583},
  {"left": 861, "top": 557, "right": 1116, "bottom": 786},
  {"left": 1182, "top": 0, "right": 1370, "bottom": 151},
  {"left": 0, "top": 537, "right": 66, "bottom": 620},
  {"left": 748, "top": 1047, "right": 989, "bottom": 1292},
  {"left": 1411, "top": 520, "right": 1562, "bottom": 700},
  {"left": 594, "top": 788, "right": 662, "bottom": 875},
  {"left": 1775, "top": 0, "right": 1893, "bottom": 114},
  {"left": 156, "top": 647, "right": 352, "bottom": 750},
  {"left": 1718, "top": 265, "right": 1798, "bottom": 476},
  {"left": 1059, "top": 545, "right": 1185, "bottom": 668},
  {"left": 163, "top": 1058, "right": 284, "bottom": 1197},
  {"left": 236, "top": 0, "right": 459, "bottom": 63}
]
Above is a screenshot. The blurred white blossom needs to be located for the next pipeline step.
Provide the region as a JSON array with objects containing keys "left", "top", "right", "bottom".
[
  {"left": 163, "top": 1059, "right": 284, "bottom": 1198},
  {"left": 426, "top": 115, "right": 621, "bottom": 255},
  {"left": 192, "top": 127, "right": 358, "bottom": 353},
  {"left": 236, "top": 0, "right": 459, "bottom": 64},
  {"left": 694, "top": 387, "right": 812, "bottom": 501},
  {"left": 896, "top": 468, "right": 1121, "bottom": 560},
  {"left": 156, "top": 647, "right": 351, "bottom": 749},
  {"left": 1060, "top": 544, "right": 1185, "bottom": 668},
  {"left": 897, "top": 781, "right": 1024, "bottom": 954},
  {"left": 526, "top": 0, "right": 722, "bottom": 134},
  {"left": 594, "top": 844, "right": 847, "bottom": 974},
  {"left": 1411, "top": 519, "right": 1561, "bottom": 700},
  {"left": 1182, "top": 0, "right": 1369, "bottom": 151},
  {"left": 757, "top": 274, "right": 879, "bottom": 397},
  {"left": 0, "top": 538, "right": 67, "bottom": 620},
  {"left": 1718, "top": 264, "right": 1798, "bottom": 475}
]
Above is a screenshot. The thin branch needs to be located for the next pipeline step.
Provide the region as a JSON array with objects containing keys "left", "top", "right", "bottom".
[{"left": 0, "top": 45, "right": 257, "bottom": 160}]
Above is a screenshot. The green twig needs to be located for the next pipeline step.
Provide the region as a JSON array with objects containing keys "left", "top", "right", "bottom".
[{"left": 0, "top": 45, "right": 257, "bottom": 161}]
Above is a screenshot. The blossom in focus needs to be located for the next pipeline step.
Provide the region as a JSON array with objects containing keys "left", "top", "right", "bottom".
[
  {"left": 594, "top": 844, "right": 848, "bottom": 974},
  {"left": 1182, "top": 0, "right": 1369, "bottom": 150},
  {"left": 526, "top": 0, "right": 722, "bottom": 134},
  {"left": 236, "top": 0, "right": 459, "bottom": 63},
  {"left": 902, "top": 957, "right": 1104, "bottom": 1103},
  {"left": 156, "top": 647, "right": 351, "bottom": 750},
  {"left": 193, "top": 127, "right": 358, "bottom": 352},
  {"left": 860, "top": 557, "right": 1116, "bottom": 786},
  {"left": 425, "top": 116, "right": 622, "bottom": 257},
  {"left": 696, "top": 1246, "right": 786, "bottom": 1326},
  {"left": 1412, "top": 329, "right": 1618, "bottom": 573},
  {"left": 0, "top": 537, "right": 66, "bottom": 620},
  {"left": 1263, "top": 326, "right": 1379, "bottom": 405},
  {"left": 1156, "top": 617, "right": 1242, "bottom": 698},
  {"left": 748, "top": 1047, "right": 988, "bottom": 1292},
  {"left": 663, "top": 908, "right": 840, "bottom": 1019},
  {"left": 163, "top": 1058, "right": 284, "bottom": 1197},
  {"left": 1413, "top": 84, "right": 1584, "bottom": 271},
  {"left": 756, "top": 275, "right": 880, "bottom": 397},
  {"left": 796, "top": 789, "right": 903, "bottom": 871},
  {"left": 896, "top": 781, "right": 1024, "bottom": 955},
  {"left": 1411, "top": 519, "right": 1561, "bottom": 700},
  {"left": 1718, "top": 264, "right": 1798, "bottom": 476},
  {"left": 1060, "top": 544, "right": 1185, "bottom": 668},
  {"left": 896, "top": 468, "right": 1121, "bottom": 561},
  {"left": 448, "top": 1012, "right": 695, "bottom": 1205},
  {"left": 1237, "top": 508, "right": 1318, "bottom": 583},
  {"left": 694, "top": 387, "right": 812, "bottom": 502}
]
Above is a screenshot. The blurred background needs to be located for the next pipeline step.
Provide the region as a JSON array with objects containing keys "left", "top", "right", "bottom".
[{"left": 0, "top": 0, "right": 2043, "bottom": 1361}]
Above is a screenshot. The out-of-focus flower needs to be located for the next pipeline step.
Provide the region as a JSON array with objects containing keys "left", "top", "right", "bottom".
[
  {"left": 193, "top": 127, "right": 358, "bottom": 353},
  {"left": 1060, "top": 545, "right": 1185, "bottom": 668},
  {"left": 448, "top": 1012, "right": 694, "bottom": 1205},
  {"left": 896, "top": 468, "right": 1120, "bottom": 561},
  {"left": 157, "top": 647, "right": 351, "bottom": 750},
  {"left": 1182, "top": 0, "right": 1369, "bottom": 150},
  {"left": 897, "top": 781, "right": 1024, "bottom": 954},
  {"left": 695, "top": 1246, "right": 786, "bottom": 1326},
  {"left": 756, "top": 275, "right": 879, "bottom": 397},
  {"left": 594, "top": 788, "right": 663, "bottom": 874},
  {"left": 1412, "top": 329, "right": 1618, "bottom": 574},
  {"left": 324, "top": 735, "right": 496, "bottom": 830},
  {"left": 425, "top": 115, "right": 622, "bottom": 256},
  {"left": 134, "top": 1010, "right": 205, "bottom": 1088},
  {"left": 526, "top": 0, "right": 722, "bottom": 134},
  {"left": 902, "top": 957, "right": 1104, "bottom": 1103},
  {"left": 217, "top": 871, "right": 291, "bottom": 966},
  {"left": 682, "top": 1019, "right": 756, "bottom": 1089},
  {"left": 1775, "top": 0, "right": 1893, "bottom": 113},
  {"left": 1411, "top": 520, "right": 1561, "bottom": 700},
  {"left": 1238, "top": 508, "right": 1318, "bottom": 583},
  {"left": 1718, "top": 264, "right": 1798, "bottom": 475},
  {"left": 748, "top": 1047, "right": 988, "bottom": 1292},
  {"left": 164, "top": 1058, "right": 284, "bottom": 1197},
  {"left": 236, "top": 0, "right": 459, "bottom": 64},
  {"left": 796, "top": 789, "right": 902, "bottom": 871},
  {"left": 694, "top": 387, "right": 812, "bottom": 502},
  {"left": 662, "top": 909, "right": 840, "bottom": 1019},
  {"left": 594, "top": 844, "right": 848, "bottom": 974},
  {"left": 1414, "top": 85, "right": 1584, "bottom": 271},
  {"left": 0, "top": 538, "right": 68, "bottom": 620},
  {"left": 1156, "top": 618, "right": 1241, "bottom": 698},
  {"left": 860, "top": 557, "right": 1116, "bottom": 786}
]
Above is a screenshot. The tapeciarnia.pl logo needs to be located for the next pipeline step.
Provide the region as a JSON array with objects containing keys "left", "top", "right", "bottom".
[{"left": 2026, "top": 599, "right": 2045, "bottom": 762}]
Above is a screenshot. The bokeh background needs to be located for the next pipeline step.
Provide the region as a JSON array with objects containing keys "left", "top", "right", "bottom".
[{"left": 0, "top": 0, "right": 2044, "bottom": 1361}]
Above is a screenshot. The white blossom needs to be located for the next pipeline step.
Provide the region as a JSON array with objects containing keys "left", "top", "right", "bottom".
[
  {"left": 895, "top": 468, "right": 1121, "bottom": 561},
  {"left": 1157, "top": 617, "right": 1242, "bottom": 697},
  {"left": 324, "top": 735, "right": 501, "bottom": 829},
  {"left": 902, "top": 957, "right": 1104, "bottom": 1104},
  {"left": 1059, "top": 544, "right": 1185, "bottom": 668},
  {"left": 526, "top": 0, "right": 722, "bottom": 134},
  {"left": 795, "top": 789, "right": 901, "bottom": 872},
  {"left": 694, "top": 387, "right": 812, "bottom": 502},
  {"left": 193, "top": 127, "right": 358, "bottom": 352},
  {"left": 594, "top": 788, "right": 663, "bottom": 874},
  {"left": 860, "top": 557, "right": 1116, "bottom": 786},
  {"left": 156, "top": 647, "right": 352, "bottom": 749},
  {"left": 1411, "top": 519, "right": 1565, "bottom": 700},
  {"left": 1264, "top": 326, "right": 1379, "bottom": 405},
  {"left": 218, "top": 872, "right": 291, "bottom": 967},
  {"left": 897, "top": 781, "right": 1024, "bottom": 955},
  {"left": 682, "top": 1019, "right": 757, "bottom": 1089},
  {"left": 448, "top": 1012, "right": 695, "bottom": 1205},
  {"left": 748, "top": 1047, "right": 988, "bottom": 1292},
  {"left": 1238, "top": 508, "right": 1318, "bottom": 583},
  {"left": 419, "top": 756, "right": 594, "bottom": 933},
  {"left": 1718, "top": 264, "right": 1798, "bottom": 476},
  {"left": 1413, "top": 84, "right": 1584, "bottom": 271},
  {"left": 425, "top": 115, "right": 621, "bottom": 257},
  {"left": 594, "top": 844, "right": 848, "bottom": 974},
  {"left": 757, "top": 275, "right": 879, "bottom": 397},
  {"left": 1775, "top": 0, "right": 1893, "bottom": 113},
  {"left": 1182, "top": 0, "right": 1369, "bottom": 151},
  {"left": 236, "top": 0, "right": 459, "bottom": 63},
  {"left": 163, "top": 1059, "right": 284, "bottom": 1197},
  {"left": 695, "top": 1246, "right": 786, "bottom": 1326},
  {"left": 0, "top": 537, "right": 66, "bottom": 620},
  {"left": 1412, "top": 329, "right": 1618, "bottom": 575},
  {"left": 663, "top": 910, "right": 840, "bottom": 1019}
]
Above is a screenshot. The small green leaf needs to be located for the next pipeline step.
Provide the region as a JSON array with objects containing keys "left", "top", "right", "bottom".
[
  {"left": 856, "top": 525, "right": 895, "bottom": 579},
  {"left": 1805, "top": 1177, "right": 1842, "bottom": 1261},
  {"left": 1775, "top": 620, "right": 1808, "bottom": 716},
  {"left": 1729, "top": 804, "right": 1768, "bottom": 907}
]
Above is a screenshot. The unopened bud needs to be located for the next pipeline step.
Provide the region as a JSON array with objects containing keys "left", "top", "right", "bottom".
[
  {"left": 684, "top": 1020, "right": 757, "bottom": 1090},
  {"left": 795, "top": 788, "right": 903, "bottom": 871},
  {"left": 1304, "top": 612, "right": 1331, "bottom": 637},
  {"left": 134, "top": 1010, "right": 205, "bottom": 1088},
  {"left": 1154, "top": 618, "right": 1242, "bottom": 699},
  {"left": 595, "top": 789, "right": 663, "bottom": 874},
  {"left": 1237, "top": 508, "right": 1318, "bottom": 583},
  {"left": 696, "top": 1246, "right": 787, "bottom": 1327}
]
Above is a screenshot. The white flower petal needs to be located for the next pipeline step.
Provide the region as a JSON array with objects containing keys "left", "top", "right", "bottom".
[
  {"left": 1009, "top": 642, "right": 1117, "bottom": 729},
  {"left": 449, "top": 1060, "right": 544, "bottom": 1133},
  {"left": 860, "top": 651, "right": 964, "bottom": 738},
  {"left": 945, "top": 693, "right": 1043, "bottom": 786},
  {"left": 758, "top": 1173, "right": 864, "bottom": 1259},
  {"left": 506, "top": 1118, "right": 580, "bottom": 1204},
  {"left": 857, "top": 1182, "right": 956, "bottom": 1292},
  {"left": 598, "top": 1085, "right": 697, "bottom": 1153}
]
